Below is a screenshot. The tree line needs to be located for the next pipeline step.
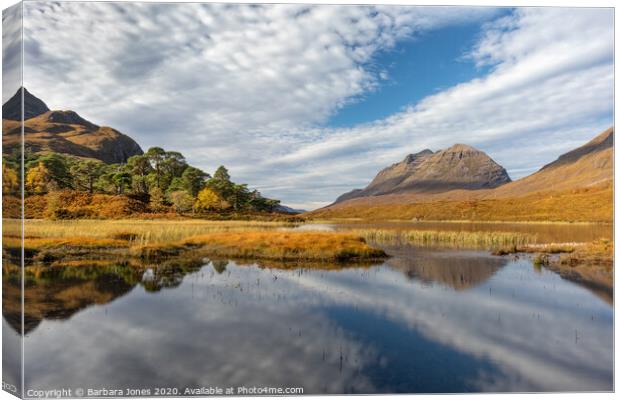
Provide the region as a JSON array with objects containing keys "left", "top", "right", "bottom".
[{"left": 2, "top": 147, "right": 281, "bottom": 214}]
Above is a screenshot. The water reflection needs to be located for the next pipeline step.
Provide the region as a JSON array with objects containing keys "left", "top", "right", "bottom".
[
  {"left": 6, "top": 247, "right": 611, "bottom": 394},
  {"left": 384, "top": 246, "right": 507, "bottom": 290}
]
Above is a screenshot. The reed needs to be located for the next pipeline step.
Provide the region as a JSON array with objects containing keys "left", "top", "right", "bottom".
[
  {"left": 356, "top": 229, "right": 535, "bottom": 249},
  {"left": 23, "top": 219, "right": 295, "bottom": 246}
]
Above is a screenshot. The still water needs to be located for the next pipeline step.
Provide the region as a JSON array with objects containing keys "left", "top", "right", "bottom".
[{"left": 4, "top": 245, "right": 613, "bottom": 394}]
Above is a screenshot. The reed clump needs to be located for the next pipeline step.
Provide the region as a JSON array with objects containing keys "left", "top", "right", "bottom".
[
  {"left": 492, "top": 242, "right": 577, "bottom": 255},
  {"left": 357, "top": 229, "right": 535, "bottom": 249}
]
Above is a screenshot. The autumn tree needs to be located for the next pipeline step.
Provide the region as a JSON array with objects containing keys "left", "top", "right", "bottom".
[
  {"left": 195, "top": 187, "right": 229, "bottom": 211},
  {"left": 168, "top": 190, "right": 194, "bottom": 213},
  {"left": 2, "top": 162, "right": 19, "bottom": 194},
  {"left": 149, "top": 186, "right": 166, "bottom": 212},
  {"left": 25, "top": 162, "right": 52, "bottom": 194},
  {"left": 27, "top": 153, "right": 73, "bottom": 189}
]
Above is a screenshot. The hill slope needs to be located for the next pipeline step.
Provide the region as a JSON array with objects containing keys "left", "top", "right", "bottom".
[
  {"left": 490, "top": 128, "right": 612, "bottom": 197},
  {"left": 2, "top": 88, "right": 143, "bottom": 163}
]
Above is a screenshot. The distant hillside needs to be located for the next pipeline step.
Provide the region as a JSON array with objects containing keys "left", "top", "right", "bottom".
[
  {"left": 490, "top": 128, "right": 613, "bottom": 197},
  {"left": 310, "top": 128, "right": 613, "bottom": 222},
  {"left": 2, "top": 88, "right": 143, "bottom": 163},
  {"left": 336, "top": 144, "right": 510, "bottom": 203}
]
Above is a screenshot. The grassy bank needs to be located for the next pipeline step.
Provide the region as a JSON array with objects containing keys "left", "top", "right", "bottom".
[
  {"left": 492, "top": 239, "right": 613, "bottom": 267},
  {"left": 178, "top": 231, "right": 386, "bottom": 262},
  {"left": 308, "top": 185, "right": 612, "bottom": 223},
  {"left": 10, "top": 221, "right": 387, "bottom": 263}
]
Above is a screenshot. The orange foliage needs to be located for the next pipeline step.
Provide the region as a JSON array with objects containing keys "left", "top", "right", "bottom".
[
  {"left": 23, "top": 190, "right": 149, "bottom": 219},
  {"left": 2, "top": 195, "right": 21, "bottom": 218}
]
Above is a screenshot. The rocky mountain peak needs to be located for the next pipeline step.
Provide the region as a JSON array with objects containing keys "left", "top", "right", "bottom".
[
  {"left": 2, "top": 87, "right": 50, "bottom": 121},
  {"left": 403, "top": 149, "right": 434, "bottom": 163},
  {"left": 334, "top": 142, "right": 511, "bottom": 203}
]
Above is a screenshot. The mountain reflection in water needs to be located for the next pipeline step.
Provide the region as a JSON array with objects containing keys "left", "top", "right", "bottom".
[{"left": 2, "top": 247, "right": 613, "bottom": 394}]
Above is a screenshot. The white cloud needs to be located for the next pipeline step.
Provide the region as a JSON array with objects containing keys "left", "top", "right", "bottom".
[
  {"left": 2, "top": 3, "right": 22, "bottom": 104},
  {"left": 20, "top": 4, "right": 613, "bottom": 210}
]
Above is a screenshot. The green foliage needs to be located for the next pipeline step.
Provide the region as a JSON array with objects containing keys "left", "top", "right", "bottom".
[
  {"left": 114, "top": 172, "right": 132, "bottom": 195},
  {"left": 26, "top": 153, "right": 73, "bottom": 189},
  {"left": 70, "top": 159, "right": 104, "bottom": 193},
  {"left": 166, "top": 177, "right": 185, "bottom": 194},
  {"left": 126, "top": 154, "right": 152, "bottom": 195},
  {"left": 21, "top": 147, "right": 281, "bottom": 216},
  {"left": 181, "top": 166, "right": 209, "bottom": 197}
]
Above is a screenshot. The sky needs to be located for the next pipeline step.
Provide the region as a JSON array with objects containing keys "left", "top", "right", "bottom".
[{"left": 4, "top": 2, "right": 614, "bottom": 210}]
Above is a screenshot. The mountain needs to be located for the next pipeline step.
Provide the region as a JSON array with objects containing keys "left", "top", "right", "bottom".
[
  {"left": 336, "top": 144, "right": 510, "bottom": 203},
  {"left": 2, "top": 88, "right": 143, "bottom": 164},
  {"left": 2, "top": 87, "right": 50, "bottom": 120},
  {"left": 309, "top": 127, "right": 613, "bottom": 222},
  {"left": 274, "top": 204, "right": 307, "bottom": 214}
]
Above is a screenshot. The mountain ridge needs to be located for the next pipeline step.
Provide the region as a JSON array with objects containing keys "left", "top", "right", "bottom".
[
  {"left": 2, "top": 88, "right": 143, "bottom": 164},
  {"left": 310, "top": 127, "right": 613, "bottom": 221}
]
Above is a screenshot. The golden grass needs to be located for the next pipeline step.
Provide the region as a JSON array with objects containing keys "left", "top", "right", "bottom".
[
  {"left": 308, "top": 185, "right": 612, "bottom": 223},
  {"left": 357, "top": 229, "right": 535, "bottom": 249},
  {"left": 11, "top": 221, "right": 388, "bottom": 263},
  {"left": 558, "top": 239, "right": 613, "bottom": 267},
  {"left": 23, "top": 219, "right": 294, "bottom": 245},
  {"left": 492, "top": 239, "right": 613, "bottom": 267},
  {"left": 179, "top": 231, "right": 386, "bottom": 261}
]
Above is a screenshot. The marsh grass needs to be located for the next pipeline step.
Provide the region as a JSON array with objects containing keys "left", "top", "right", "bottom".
[
  {"left": 15, "top": 220, "right": 387, "bottom": 262},
  {"left": 356, "top": 229, "right": 535, "bottom": 249},
  {"left": 23, "top": 219, "right": 295, "bottom": 246},
  {"left": 180, "top": 231, "right": 387, "bottom": 262},
  {"left": 491, "top": 239, "right": 613, "bottom": 267},
  {"left": 558, "top": 239, "right": 613, "bottom": 267}
]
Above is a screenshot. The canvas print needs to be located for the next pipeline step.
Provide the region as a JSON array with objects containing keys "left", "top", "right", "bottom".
[{"left": 1, "top": 1, "right": 614, "bottom": 397}]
